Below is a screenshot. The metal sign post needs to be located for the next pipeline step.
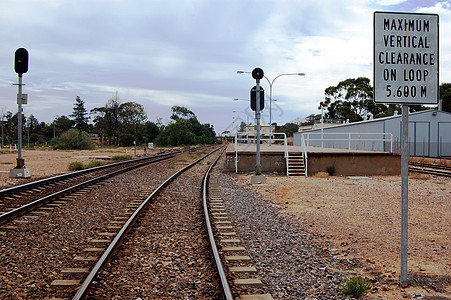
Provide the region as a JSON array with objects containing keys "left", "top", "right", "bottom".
[
  {"left": 374, "top": 12, "right": 439, "bottom": 286},
  {"left": 400, "top": 104, "right": 409, "bottom": 285}
]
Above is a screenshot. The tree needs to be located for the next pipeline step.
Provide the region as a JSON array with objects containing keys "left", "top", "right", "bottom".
[
  {"left": 320, "top": 77, "right": 388, "bottom": 122},
  {"left": 1, "top": 109, "right": 11, "bottom": 146},
  {"left": 239, "top": 121, "right": 246, "bottom": 132},
  {"left": 4, "top": 112, "right": 26, "bottom": 144},
  {"left": 119, "top": 133, "right": 136, "bottom": 147},
  {"left": 70, "top": 96, "right": 89, "bottom": 132},
  {"left": 26, "top": 114, "right": 39, "bottom": 133},
  {"left": 199, "top": 123, "right": 216, "bottom": 144},
  {"left": 304, "top": 114, "right": 319, "bottom": 124},
  {"left": 53, "top": 115, "right": 74, "bottom": 138},
  {"left": 91, "top": 93, "right": 121, "bottom": 144},
  {"left": 118, "top": 102, "right": 147, "bottom": 139},
  {"left": 440, "top": 83, "right": 451, "bottom": 113},
  {"left": 277, "top": 123, "right": 299, "bottom": 137},
  {"left": 144, "top": 121, "right": 160, "bottom": 142},
  {"left": 170, "top": 105, "right": 195, "bottom": 120},
  {"left": 157, "top": 106, "right": 215, "bottom": 146},
  {"left": 157, "top": 119, "right": 187, "bottom": 146},
  {"left": 51, "top": 128, "right": 94, "bottom": 150}
]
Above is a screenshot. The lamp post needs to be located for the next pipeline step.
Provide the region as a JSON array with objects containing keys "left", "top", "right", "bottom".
[{"left": 237, "top": 71, "right": 305, "bottom": 144}]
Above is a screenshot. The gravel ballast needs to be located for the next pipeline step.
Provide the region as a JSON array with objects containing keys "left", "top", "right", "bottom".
[{"left": 214, "top": 169, "right": 346, "bottom": 299}]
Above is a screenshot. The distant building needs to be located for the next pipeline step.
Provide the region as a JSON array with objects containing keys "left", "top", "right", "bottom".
[
  {"left": 239, "top": 124, "right": 276, "bottom": 144},
  {"left": 243, "top": 124, "right": 275, "bottom": 136},
  {"left": 294, "top": 109, "right": 451, "bottom": 157}
]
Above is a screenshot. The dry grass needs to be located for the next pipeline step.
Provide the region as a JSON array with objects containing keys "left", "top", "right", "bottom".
[{"left": 313, "top": 171, "right": 330, "bottom": 178}]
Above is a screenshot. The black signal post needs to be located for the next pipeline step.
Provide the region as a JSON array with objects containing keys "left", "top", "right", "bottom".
[
  {"left": 251, "top": 68, "right": 264, "bottom": 176},
  {"left": 10, "top": 48, "right": 31, "bottom": 178}
]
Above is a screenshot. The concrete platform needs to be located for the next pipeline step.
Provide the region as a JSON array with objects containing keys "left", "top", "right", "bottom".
[
  {"left": 225, "top": 143, "right": 400, "bottom": 176},
  {"left": 228, "top": 143, "right": 388, "bottom": 154}
]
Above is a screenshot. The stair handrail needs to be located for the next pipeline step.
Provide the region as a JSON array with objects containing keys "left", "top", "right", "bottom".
[
  {"left": 301, "top": 133, "right": 308, "bottom": 177},
  {"left": 280, "top": 132, "right": 288, "bottom": 158},
  {"left": 234, "top": 132, "right": 238, "bottom": 173}
]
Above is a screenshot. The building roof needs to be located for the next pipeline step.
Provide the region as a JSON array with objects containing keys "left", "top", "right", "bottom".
[{"left": 299, "top": 109, "right": 450, "bottom": 133}]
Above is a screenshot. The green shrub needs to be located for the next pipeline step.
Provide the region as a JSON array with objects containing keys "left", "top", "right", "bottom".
[
  {"left": 68, "top": 160, "right": 105, "bottom": 171},
  {"left": 29, "top": 133, "right": 40, "bottom": 143},
  {"left": 68, "top": 161, "right": 84, "bottom": 171},
  {"left": 52, "top": 129, "right": 94, "bottom": 150},
  {"left": 340, "top": 276, "right": 371, "bottom": 298},
  {"left": 119, "top": 133, "right": 136, "bottom": 147},
  {"left": 85, "top": 160, "right": 104, "bottom": 168},
  {"left": 111, "top": 154, "right": 133, "bottom": 161}
]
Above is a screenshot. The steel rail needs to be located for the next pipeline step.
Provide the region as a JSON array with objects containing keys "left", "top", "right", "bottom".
[
  {"left": 202, "top": 147, "right": 233, "bottom": 300},
  {"left": 73, "top": 146, "right": 223, "bottom": 300},
  {"left": 409, "top": 166, "right": 451, "bottom": 177},
  {"left": 0, "top": 151, "right": 177, "bottom": 197},
  {"left": 0, "top": 154, "right": 174, "bottom": 225},
  {"left": 409, "top": 161, "right": 451, "bottom": 177},
  {"left": 409, "top": 161, "right": 451, "bottom": 171}
]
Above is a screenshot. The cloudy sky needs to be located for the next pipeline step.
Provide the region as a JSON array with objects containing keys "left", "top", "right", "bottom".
[{"left": 0, "top": 0, "right": 450, "bottom": 134}]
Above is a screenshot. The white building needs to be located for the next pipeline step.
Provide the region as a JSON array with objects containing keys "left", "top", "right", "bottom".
[
  {"left": 243, "top": 124, "right": 275, "bottom": 136},
  {"left": 237, "top": 124, "right": 277, "bottom": 144},
  {"left": 294, "top": 109, "right": 451, "bottom": 157}
]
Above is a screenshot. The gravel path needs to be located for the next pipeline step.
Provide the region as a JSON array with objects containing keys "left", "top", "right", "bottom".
[{"left": 214, "top": 168, "right": 347, "bottom": 299}]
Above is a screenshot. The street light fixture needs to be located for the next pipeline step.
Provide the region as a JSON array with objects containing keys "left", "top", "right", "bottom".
[{"left": 237, "top": 71, "right": 305, "bottom": 144}]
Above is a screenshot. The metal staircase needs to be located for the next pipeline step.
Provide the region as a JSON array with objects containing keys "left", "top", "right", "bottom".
[{"left": 286, "top": 154, "right": 306, "bottom": 176}]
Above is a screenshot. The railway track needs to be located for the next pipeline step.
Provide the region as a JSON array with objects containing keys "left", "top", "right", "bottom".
[
  {"left": 74, "top": 145, "right": 272, "bottom": 299},
  {"left": 409, "top": 161, "right": 451, "bottom": 178},
  {"left": 0, "top": 147, "right": 215, "bottom": 298},
  {"left": 72, "top": 146, "right": 225, "bottom": 299},
  {"left": 1, "top": 145, "right": 274, "bottom": 299},
  {"left": 0, "top": 151, "right": 177, "bottom": 225},
  {"left": 1, "top": 144, "right": 358, "bottom": 299}
]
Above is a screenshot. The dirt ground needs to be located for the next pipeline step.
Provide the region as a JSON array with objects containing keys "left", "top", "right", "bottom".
[
  {"left": 1, "top": 149, "right": 450, "bottom": 299},
  {"left": 234, "top": 173, "right": 450, "bottom": 299},
  {"left": 0, "top": 147, "right": 158, "bottom": 188}
]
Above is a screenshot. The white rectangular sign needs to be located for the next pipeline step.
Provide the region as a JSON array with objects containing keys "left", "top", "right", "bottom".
[{"left": 374, "top": 12, "right": 439, "bottom": 104}]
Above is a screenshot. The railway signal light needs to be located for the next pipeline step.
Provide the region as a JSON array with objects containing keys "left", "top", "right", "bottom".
[
  {"left": 250, "top": 86, "right": 264, "bottom": 111},
  {"left": 14, "top": 48, "right": 29, "bottom": 74},
  {"left": 252, "top": 67, "right": 264, "bottom": 80}
]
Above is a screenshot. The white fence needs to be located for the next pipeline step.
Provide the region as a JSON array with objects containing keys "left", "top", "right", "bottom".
[{"left": 302, "top": 132, "right": 393, "bottom": 153}]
